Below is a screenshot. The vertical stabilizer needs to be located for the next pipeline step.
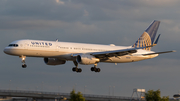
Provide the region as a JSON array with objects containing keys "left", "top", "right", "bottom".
[{"left": 132, "top": 20, "right": 160, "bottom": 51}]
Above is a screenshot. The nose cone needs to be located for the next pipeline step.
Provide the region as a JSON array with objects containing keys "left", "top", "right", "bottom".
[{"left": 4, "top": 47, "right": 9, "bottom": 54}]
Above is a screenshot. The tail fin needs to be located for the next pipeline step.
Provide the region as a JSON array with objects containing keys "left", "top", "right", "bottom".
[{"left": 132, "top": 20, "right": 160, "bottom": 51}]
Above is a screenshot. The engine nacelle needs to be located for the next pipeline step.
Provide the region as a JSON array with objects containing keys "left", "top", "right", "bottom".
[
  {"left": 44, "top": 58, "right": 66, "bottom": 65},
  {"left": 76, "top": 54, "right": 100, "bottom": 65}
]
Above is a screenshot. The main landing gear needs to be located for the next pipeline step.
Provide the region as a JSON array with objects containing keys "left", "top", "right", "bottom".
[
  {"left": 72, "top": 61, "right": 100, "bottom": 73},
  {"left": 20, "top": 56, "right": 27, "bottom": 68},
  {"left": 72, "top": 61, "right": 82, "bottom": 73},
  {"left": 91, "top": 64, "right": 100, "bottom": 72}
]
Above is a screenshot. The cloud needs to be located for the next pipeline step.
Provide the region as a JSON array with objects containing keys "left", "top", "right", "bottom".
[
  {"left": 55, "top": 0, "right": 65, "bottom": 5},
  {"left": 171, "top": 25, "right": 180, "bottom": 33},
  {"left": 83, "top": 9, "right": 89, "bottom": 16},
  {"left": 0, "top": 19, "right": 100, "bottom": 35},
  {"left": 162, "top": 19, "right": 180, "bottom": 33},
  {"left": 0, "top": 20, "right": 59, "bottom": 30},
  {"left": 121, "top": 0, "right": 180, "bottom": 8},
  {"left": 140, "top": 0, "right": 180, "bottom": 7}
]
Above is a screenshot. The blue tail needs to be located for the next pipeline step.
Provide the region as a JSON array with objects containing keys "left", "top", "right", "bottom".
[{"left": 132, "top": 20, "right": 160, "bottom": 51}]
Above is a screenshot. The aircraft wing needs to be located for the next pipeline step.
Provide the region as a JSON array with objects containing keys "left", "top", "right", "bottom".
[{"left": 90, "top": 46, "right": 152, "bottom": 59}]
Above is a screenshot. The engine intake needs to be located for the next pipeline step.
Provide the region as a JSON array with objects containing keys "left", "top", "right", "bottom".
[
  {"left": 44, "top": 58, "right": 66, "bottom": 65},
  {"left": 76, "top": 54, "right": 100, "bottom": 65}
]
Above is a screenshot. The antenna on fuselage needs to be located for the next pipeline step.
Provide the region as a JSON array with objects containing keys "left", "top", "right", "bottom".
[{"left": 56, "top": 39, "right": 58, "bottom": 42}]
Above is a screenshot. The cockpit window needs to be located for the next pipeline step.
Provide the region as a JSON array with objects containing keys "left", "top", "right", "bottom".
[{"left": 8, "top": 44, "right": 18, "bottom": 47}]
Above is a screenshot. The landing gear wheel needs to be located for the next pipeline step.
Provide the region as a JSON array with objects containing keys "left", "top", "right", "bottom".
[
  {"left": 91, "top": 66, "right": 100, "bottom": 72},
  {"left": 72, "top": 67, "right": 82, "bottom": 73},
  {"left": 91, "top": 67, "right": 95, "bottom": 71},
  {"left": 72, "top": 67, "right": 78, "bottom": 72},
  {"left": 22, "top": 64, "right": 27, "bottom": 68},
  {"left": 77, "top": 68, "right": 82, "bottom": 73},
  {"left": 95, "top": 68, "right": 100, "bottom": 72}
]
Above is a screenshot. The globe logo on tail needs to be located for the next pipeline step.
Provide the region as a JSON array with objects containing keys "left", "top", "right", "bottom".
[{"left": 133, "top": 32, "right": 152, "bottom": 51}]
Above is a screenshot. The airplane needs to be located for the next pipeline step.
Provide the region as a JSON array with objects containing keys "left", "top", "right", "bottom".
[{"left": 4, "top": 20, "right": 175, "bottom": 73}]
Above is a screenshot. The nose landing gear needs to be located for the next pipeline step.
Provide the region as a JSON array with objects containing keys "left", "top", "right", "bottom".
[{"left": 20, "top": 56, "right": 27, "bottom": 68}]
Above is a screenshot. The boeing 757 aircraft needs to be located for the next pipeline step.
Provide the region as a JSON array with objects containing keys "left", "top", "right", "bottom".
[{"left": 4, "top": 20, "right": 175, "bottom": 73}]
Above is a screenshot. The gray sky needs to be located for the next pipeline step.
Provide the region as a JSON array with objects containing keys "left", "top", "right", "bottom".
[{"left": 0, "top": 0, "right": 180, "bottom": 98}]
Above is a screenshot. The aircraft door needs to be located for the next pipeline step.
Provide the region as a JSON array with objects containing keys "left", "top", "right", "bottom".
[
  {"left": 24, "top": 43, "right": 29, "bottom": 49},
  {"left": 56, "top": 45, "right": 60, "bottom": 52}
]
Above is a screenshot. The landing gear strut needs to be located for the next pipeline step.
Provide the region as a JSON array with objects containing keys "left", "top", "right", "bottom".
[
  {"left": 72, "top": 61, "right": 82, "bottom": 73},
  {"left": 91, "top": 64, "right": 100, "bottom": 72},
  {"left": 20, "top": 56, "right": 27, "bottom": 68}
]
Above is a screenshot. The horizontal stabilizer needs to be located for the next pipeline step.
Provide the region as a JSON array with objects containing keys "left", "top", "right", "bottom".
[{"left": 143, "top": 50, "right": 176, "bottom": 56}]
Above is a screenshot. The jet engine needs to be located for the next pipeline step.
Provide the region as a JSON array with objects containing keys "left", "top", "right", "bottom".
[
  {"left": 76, "top": 54, "right": 100, "bottom": 65},
  {"left": 44, "top": 58, "right": 66, "bottom": 65}
]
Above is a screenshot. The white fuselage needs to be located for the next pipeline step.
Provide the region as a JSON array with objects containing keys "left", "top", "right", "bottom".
[{"left": 4, "top": 39, "right": 158, "bottom": 63}]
